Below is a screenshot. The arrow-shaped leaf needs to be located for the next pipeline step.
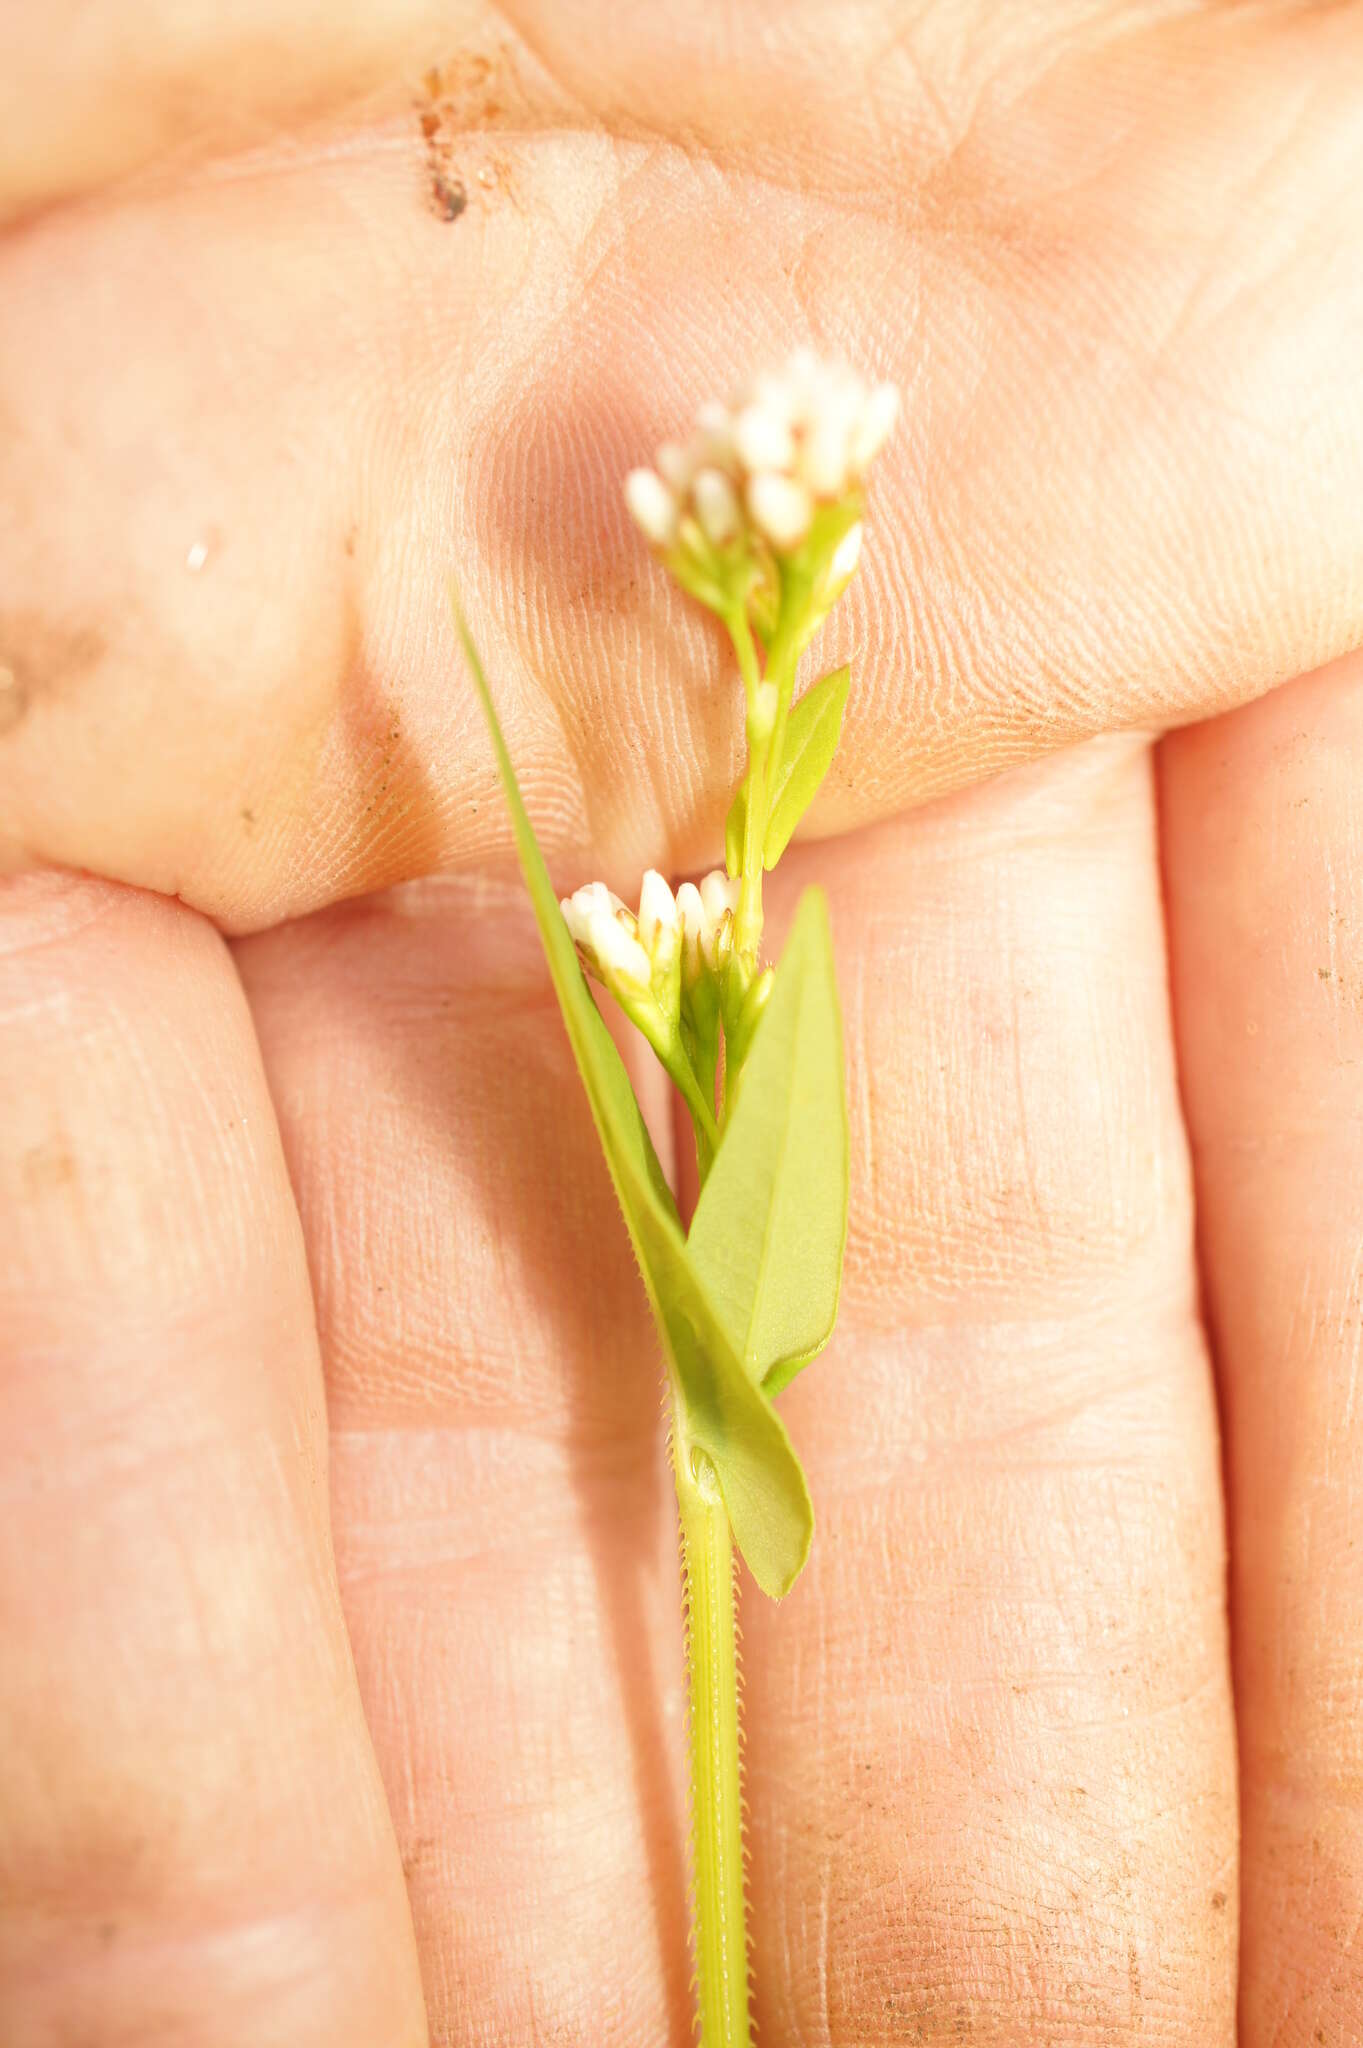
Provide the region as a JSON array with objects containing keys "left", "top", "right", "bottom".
[
  {"left": 762, "top": 664, "right": 849, "bottom": 867},
  {"left": 687, "top": 888, "right": 847, "bottom": 1399},
  {"left": 723, "top": 664, "right": 850, "bottom": 880},
  {"left": 454, "top": 594, "right": 813, "bottom": 1596}
]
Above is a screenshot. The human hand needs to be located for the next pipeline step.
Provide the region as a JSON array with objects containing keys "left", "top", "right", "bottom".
[{"left": 2, "top": 5, "right": 1361, "bottom": 2042}]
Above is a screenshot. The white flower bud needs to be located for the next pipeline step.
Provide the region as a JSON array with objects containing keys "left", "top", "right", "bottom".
[
  {"left": 746, "top": 471, "right": 813, "bottom": 552},
  {"left": 783, "top": 347, "right": 821, "bottom": 418},
  {"left": 675, "top": 881, "right": 707, "bottom": 984},
  {"left": 655, "top": 441, "right": 693, "bottom": 494},
  {"left": 801, "top": 401, "right": 856, "bottom": 498},
  {"left": 693, "top": 467, "right": 740, "bottom": 547},
  {"left": 693, "top": 402, "right": 737, "bottom": 470},
  {"left": 626, "top": 359, "right": 897, "bottom": 595},
  {"left": 566, "top": 880, "right": 624, "bottom": 925},
  {"left": 637, "top": 868, "right": 679, "bottom": 961},
  {"left": 850, "top": 381, "right": 900, "bottom": 471},
  {"left": 733, "top": 403, "right": 795, "bottom": 475},
  {"left": 592, "top": 911, "right": 653, "bottom": 992},
  {"left": 812, "top": 520, "right": 864, "bottom": 612},
  {"left": 562, "top": 881, "right": 652, "bottom": 996},
  {"left": 625, "top": 468, "right": 679, "bottom": 547},
  {"left": 827, "top": 520, "right": 862, "bottom": 587},
  {"left": 700, "top": 868, "right": 739, "bottom": 925},
  {"left": 751, "top": 369, "right": 800, "bottom": 430},
  {"left": 699, "top": 889, "right": 738, "bottom": 969}
]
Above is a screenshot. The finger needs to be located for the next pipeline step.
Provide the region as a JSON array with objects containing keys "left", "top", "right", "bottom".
[
  {"left": 2, "top": 7, "right": 1361, "bottom": 928},
  {"left": 0, "top": 0, "right": 1348, "bottom": 221},
  {"left": 0, "top": 875, "right": 426, "bottom": 2045},
  {"left": 238, "top": 733, "right": 1237, "bottom": 2041},
  {"left": 234, "top": 886, "right": 691, "bottom": 2043},
  {"left": 0, "top": 0, "right": 458, "bottom": 223},
  {"left": 1159, "top": 655, "right": 1363, "bottom": 2046},
  {"left": 745, "top": 737, "right": 1236, "bottom": 2041}
]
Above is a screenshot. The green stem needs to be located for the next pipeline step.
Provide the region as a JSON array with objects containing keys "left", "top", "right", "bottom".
[
  {"left": 730, "top": 583, "right": 807, "bottom": 969},
  {"left": 734, "top": 749, "right": 768, "bottom": 966},
  {"left": 667, "top": 1044, "right": 720, "bottom": 1154},
  {"left": 761, "top": 573, "right": 811, "bottom": 822},
  {"left": 676, "top": 1446, "right": 751, "bottom": 2048},
  {"left": 724, "top": 606, "right": 769, "bottom": 969},
  {"left": 725, "top": 604, "right": 763, "bottom": 707},
  {"left": 687, "top": 1036, "right": 718, "bottom": 1183}
]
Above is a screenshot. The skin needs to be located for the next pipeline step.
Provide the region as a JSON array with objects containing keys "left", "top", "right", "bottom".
[{"left": 1, "top": 1, "right": 1361, "bottom": 2041}]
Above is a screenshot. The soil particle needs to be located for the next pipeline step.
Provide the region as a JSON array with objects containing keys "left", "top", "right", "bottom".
[
  {"left": 431, "top": 171, "right": 467, "bottom": 222},
  {"left": 0, "top": 616, "right": 106, "bottom": 732},
  {"left": 413, "top": 44, "right": 522, "bottom": 221}
]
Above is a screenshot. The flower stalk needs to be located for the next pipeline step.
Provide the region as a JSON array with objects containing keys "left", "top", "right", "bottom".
[
  {"left": 468, "top": 347, "right": 893, "bottom": 2048},
  {"left": 676, "top": 1446, "right": 750, "bottom": 2048}
]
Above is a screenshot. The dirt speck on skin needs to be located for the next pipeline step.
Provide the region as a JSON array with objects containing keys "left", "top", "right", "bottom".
[
  {"left": 401, "top": 1833, "right": 438, "bottom": 1882},
  {"left": 0, "top": 617, "right": 106, "bottom": 733},
  {"left": 23, "top": 1140, "right": 77, "bottom": 1198},
  {"left": 414, "top": 45, "right": 523, "bottom": 220},
  {"left": 430, "top": 170, "right": 467, "bottom": 222}
]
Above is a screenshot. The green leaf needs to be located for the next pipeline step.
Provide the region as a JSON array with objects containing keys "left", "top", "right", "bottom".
[
  {"left": 763, "top": 664, "right": 850, "bottom": 869},
  {"left": 687, "top": 888, "right": 848, "bottom": 1400},
  {"left": 453, "top": 591, "right": 813, "bottom": 1596}
]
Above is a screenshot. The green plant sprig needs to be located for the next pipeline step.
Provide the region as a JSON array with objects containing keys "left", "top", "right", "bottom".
[{"left": 457, "top": 348, "right": 898, "bottom": 2047}]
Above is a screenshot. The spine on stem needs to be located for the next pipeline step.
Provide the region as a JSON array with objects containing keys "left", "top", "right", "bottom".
[{"left": 676, "top": 1445, "right": 752, "bottom": 2048}]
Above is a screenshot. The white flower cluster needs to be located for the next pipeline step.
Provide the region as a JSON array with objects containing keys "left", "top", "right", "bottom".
[
  {"left": 560, "top": 868, "right": 739, "bottom": 1006},
  {"left": 625, "top": 350, "right": 899, "bottom": 559}
]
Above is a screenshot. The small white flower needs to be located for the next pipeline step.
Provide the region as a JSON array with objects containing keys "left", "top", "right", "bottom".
[
  {"left": 800, "top": 385, "right": 859, "bottom": 498},
  {"left": 675, "top": 881, "right": 707, "bottom": 982},
  {"left": 655, "top": 441, "right": 694, "bottom": 495},
  {"left": 560, "top": 869, "right": 692, "bottom": 1046},
  {"left": 700, "top": 868, "right": 739, "bottom": 924},
  {"left": 625, "top": 468, "right": 679, "bottom": 548},
  {"left": 595, "top": 915, "right": 654, "bottom": 990},
  {"left": 750, "top": 368, "right": 802, "bottom": 429},
  {"left": 674, "top": 869, "right": 740, "bottom": 981},
  {"left": 698, "top": 869, "right": 741, "bottom": 969},
  {"left": 733, "top": 402, "right": 795, "bottom": 475},
  {"left": 693, "top": 468, "right": 741, "bottom": 548},
  {"left": 693, "top": 401, "right": 737, "bottom": 469},
  {"left": 624, "top": 353, "right": 898, "bottom": 567},
  {"left": 747, "top": 471, "right": 813, "bottom": 551},
  {"left": 799, "top": 420, "right": 849, "bottom": 499},
  {"left": 560, "top": 882, "right": 652, "bottom": 993},
  {"left": 561, "top": 880, "right": 622, "bottom": 945},
  {"left": 637, "top": 868, "right": 680, "bottom": 963},
  {"left": 783, "top": 347, "right": 822, "bottom": 411}
]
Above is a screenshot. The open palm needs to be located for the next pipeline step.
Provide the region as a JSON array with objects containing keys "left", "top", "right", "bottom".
[{"left": 3, "top": 5, "right": 1362, "bottom": 2043}]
